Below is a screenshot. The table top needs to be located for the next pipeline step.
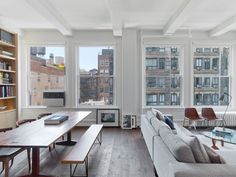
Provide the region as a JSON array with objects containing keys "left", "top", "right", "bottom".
[
  {"left": 202, "top": 127, "right": 236, "bottom": 145},
  {"left": 0, "top": 111, "right": 91, "bottom": 148}
]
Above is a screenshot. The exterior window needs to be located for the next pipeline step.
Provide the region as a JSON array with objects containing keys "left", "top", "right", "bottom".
[
  {"left": 79, "top": 46, "right": 114, "bottom": 106},
  {"left": 204, "top": 58, "right": 210, "bottom": 70},
  {"left": 193, "top": 46, "right": 230, "bottom": 105},
  {"left": 159, "top": 94, "right": 165, "bottom": 105},
  {"left": 147, "top": 94, "right": 157, "bottom": 105},
  {"left": 28, "top": 46, "right": 65, "bottom": 106},
  {"left": 144, "top": 45, "right": 182, "bottom": 106}
]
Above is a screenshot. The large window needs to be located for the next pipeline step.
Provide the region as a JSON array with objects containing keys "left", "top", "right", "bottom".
[
  {"left": 28, "top": 46, "right": 65, "bottom": 106},
  {"left": 144, "top": 45, "right": 182, "bottom": 106},
  {"left": 193, "top": 46, "right": 230, "bottom": 106},
  {"left": 78, "top": 46, "right": 114, "bottom": 106}
]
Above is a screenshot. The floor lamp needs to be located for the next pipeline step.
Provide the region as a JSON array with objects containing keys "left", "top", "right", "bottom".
[{"left": 219, "top": 92, "right": 232, "bottom": 127}]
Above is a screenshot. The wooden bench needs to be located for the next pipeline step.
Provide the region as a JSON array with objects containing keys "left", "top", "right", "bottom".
[{"left": 61, "top": 124, "right": 103, "bottom": 177}]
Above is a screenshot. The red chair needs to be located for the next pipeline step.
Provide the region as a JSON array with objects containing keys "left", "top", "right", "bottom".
[
  {"left": 201, "top": 108, "right": 224, "bottom": 127},
  {"left": 184, "top": 108, "right": 205, "bottom": 129}
]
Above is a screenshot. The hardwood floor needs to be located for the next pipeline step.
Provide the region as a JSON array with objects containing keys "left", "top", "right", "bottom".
[{"left": 1, "top": 128, "right": 155, "bottom": 177}]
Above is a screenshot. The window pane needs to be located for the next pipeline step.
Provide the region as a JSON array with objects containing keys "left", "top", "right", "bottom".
[
  {"left": 145, "top": 45, "right": 182, "bottom": 106},
  {"left": 193, "top": 46, "right": 230, "bottom": 106},
  {"left": 79, "top": 46, "right": 114, "bottom": 105},
  {"left": 29, "top": 46, "right": 65, "bottom": 106}
]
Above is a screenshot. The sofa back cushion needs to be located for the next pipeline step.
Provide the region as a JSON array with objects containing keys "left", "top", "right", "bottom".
[
  {"left": 159, "top": 127, "right": 196, "bottom": 163},
  {"left": 151, "top": 117, "right": 171, "bottom": 135},
  {"left": 146, "top": 110, "right": 156, "bottom": 122}
]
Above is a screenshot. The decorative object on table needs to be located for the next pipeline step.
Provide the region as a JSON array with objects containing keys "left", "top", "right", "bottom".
[
  {"left": 44, "top": 114, "right": 69, "bottom": 125},
  {"left": 212, "top": 127, "right": 233, "bottom": 137},
  {"left": 96, "top": 109, "right": 119, "bottom": 127},
  {"left": 122, "top": 114, "right": 136, "bottom": 129},
  {"left": 219, "top": 92, "right": 232, "bottom": 127}
]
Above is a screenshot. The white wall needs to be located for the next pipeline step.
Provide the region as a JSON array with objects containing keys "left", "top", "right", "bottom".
[{"left": 16, "top": 29, "right": 236, "bottom": 126}]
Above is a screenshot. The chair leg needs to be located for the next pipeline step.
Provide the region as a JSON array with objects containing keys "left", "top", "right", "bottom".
[
  {"left": 27, "top": 148, "right": 31, "bottom": 173},
  {"left": 9, "top": 158, "right": 13, "bottom": 168},
  {"left": 3, "top": 159, "right": 9, "bottom": 177},
  {"left": 0, "top": 162, "right": 4, "bottom": 174},
  {"left": 183, "top": 117, "right": 186, "bottom": 127}
]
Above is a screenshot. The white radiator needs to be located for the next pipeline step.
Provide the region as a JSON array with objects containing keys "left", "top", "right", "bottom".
[
  {"left": 216, "top": 112, "right": 236, "bottom": 127},
  {"left": 193, "top": 112, "right": 236, "bottom": 127}
]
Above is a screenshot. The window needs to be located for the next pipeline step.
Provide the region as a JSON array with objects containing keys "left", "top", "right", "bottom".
[
  {"left": 144, "top": 45, "right": 182, "bottom": 106},
  {"left": 193, "top": 46, "right": 230, "bottom": 106},
  {"left": 78, "top": 46, "right": 114, "bottom": 106},
  {"left": 28, "top": 46, "right": 65, "bottom": 106}
]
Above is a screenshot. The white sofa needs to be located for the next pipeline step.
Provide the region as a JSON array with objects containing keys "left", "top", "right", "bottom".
[{"left": 141, "top": 111, "right": 236, "bottom": 177}]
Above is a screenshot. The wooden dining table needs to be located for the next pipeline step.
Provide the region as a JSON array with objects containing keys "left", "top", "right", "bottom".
[{"left": 0, "top": 111, "right": 91, "bottom": 177}]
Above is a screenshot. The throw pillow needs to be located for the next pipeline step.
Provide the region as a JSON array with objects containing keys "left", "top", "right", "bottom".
[
  {"left": 178, "top": 132, "right": 210, "bottom": 163},
  {"left": 203, "top": 145, "right": 226, "bottom": 164},
  {"left": 151, "top": 108, "right": 165, "bottom": 121},
  {"left": 159, "top": 127, "right": 196, "bottom": 163},
  {"left": 164, "top": 116, "right": 175, "bottom": 130}
]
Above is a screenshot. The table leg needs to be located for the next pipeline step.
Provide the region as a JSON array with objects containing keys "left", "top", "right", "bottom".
[
  {"left": 56, "top": 131, "right": 76, "bottom": 146},
  {"left": 20, "top": 147, "right": 55, "bottom": 177},
  {"left": 211, "top": 139, "right": 219, "bottom": 150}
]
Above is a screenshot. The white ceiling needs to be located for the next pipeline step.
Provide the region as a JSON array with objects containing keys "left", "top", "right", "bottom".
[{"left": 1, "top": 0, "right": 236, "bottom": 36}]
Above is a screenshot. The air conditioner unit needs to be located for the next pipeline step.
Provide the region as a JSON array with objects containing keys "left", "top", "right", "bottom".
[{"left": 43, "top": 91, "right": 65, "bottom": 107}]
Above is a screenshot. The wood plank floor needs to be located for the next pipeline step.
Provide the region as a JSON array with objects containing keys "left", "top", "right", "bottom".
[{"left": 0, "top": 128, "right": 155, "bottom": 177}]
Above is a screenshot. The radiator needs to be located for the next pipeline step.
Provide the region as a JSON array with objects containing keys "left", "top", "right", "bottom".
[
  {"left": 216, "top": 112, "right": 236, "bottom": 127},
  {"left": 186, "top": 112, "right": 236, "bottom": 127}
]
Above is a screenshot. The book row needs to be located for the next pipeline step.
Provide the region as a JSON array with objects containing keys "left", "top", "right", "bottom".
[{"left": 0, "top": 85, "right": 14, "bottom": 97}]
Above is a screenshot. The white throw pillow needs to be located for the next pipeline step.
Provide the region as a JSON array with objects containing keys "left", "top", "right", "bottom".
[{"left": 151, "top": 108, "right": 165, "bottom": 121}]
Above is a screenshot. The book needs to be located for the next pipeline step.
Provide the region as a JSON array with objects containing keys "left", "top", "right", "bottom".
[
  {"left": 212, "top": 127, "right": 233, "bottom": 137},
  {"left": 44, "top": 115, "right": 68, "bottom": 125}
]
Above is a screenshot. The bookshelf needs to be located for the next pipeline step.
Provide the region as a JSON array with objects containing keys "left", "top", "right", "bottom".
[{"left": 0, "top": 28, "right": 17, "bottom": 118}]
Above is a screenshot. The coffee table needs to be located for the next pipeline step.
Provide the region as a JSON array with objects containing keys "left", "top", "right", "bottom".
[{"left": 201, "top": 127, "right": 236, "bottom": 150}]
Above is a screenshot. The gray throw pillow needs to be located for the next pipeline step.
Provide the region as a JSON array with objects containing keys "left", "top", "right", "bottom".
[
  {"left": 178, "top": 131, "right": 210, "bottom": 163},
  {"left": 159, "top": 127, "right": 196, "bottom": 163},
  {"left": 203, "top": 145, "right": 226, "bottom": 164}
]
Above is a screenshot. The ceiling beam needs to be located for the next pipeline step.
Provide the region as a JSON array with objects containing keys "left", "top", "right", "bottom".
[
  {"left": 210, "top": 15, "right": 236, "bottom": 37},
  {"left": 105, "top": 0, "right": 123, "bottom": 36},
  {"left": 163, "top": 0, "right": 197, "bottom": 35},
  {"left": 25, "top": 0, "right": 72, "bottom": 36}
]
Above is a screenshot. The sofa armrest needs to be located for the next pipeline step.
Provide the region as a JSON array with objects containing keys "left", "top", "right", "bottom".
[{"left": 169, "top": 163, "right": 236, "bottom": 177}]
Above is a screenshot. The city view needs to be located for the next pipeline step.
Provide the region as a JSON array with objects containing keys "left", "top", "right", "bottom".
[{"left": 79, "top": 47, "right": 114, "bottom": 105}]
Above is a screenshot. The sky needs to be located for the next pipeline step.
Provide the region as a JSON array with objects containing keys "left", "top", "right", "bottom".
[
  {"left": 33, "top": 46, "right": 112, "bottom": 71},
  {"left": 79, "top": 46, "right": 111, "bottom": 71}
]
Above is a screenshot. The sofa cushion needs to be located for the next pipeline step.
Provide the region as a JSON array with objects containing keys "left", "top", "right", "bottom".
[
  {"left": 146, "top": 110, "right": 156, "bottom": 122},
  {"left": 177, "top": 130, "right": 210, "bottom": 163},
  {"left": 203, "top": 145, "right": 226, "bottom": 164},
  {"left": 151, "top": 108, "right": 165, "bottom": 121},
  {"left": 151, "top": 117, "right": 171, "bottom": 135},
  {"left": 159, "top": 127, "right": 196, "bottom": 163}
]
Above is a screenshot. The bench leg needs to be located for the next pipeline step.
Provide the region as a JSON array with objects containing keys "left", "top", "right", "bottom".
[
  {"left": 96, "top": 131, "right": 102, "bottom": 145},
  {"left": 85, "top": 156, "right": 88, "bottom": 177},
  {"left": 69, "top": 157, "right": 88, "bottom": 177}
]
